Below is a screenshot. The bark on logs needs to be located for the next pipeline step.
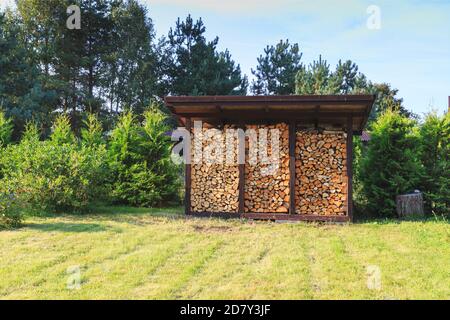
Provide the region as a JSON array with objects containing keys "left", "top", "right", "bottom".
[
  {"left": 244, "top": 123, "right": 290, "bottom": 213},
  {"left": 189, "top": 123, "right": 349, "bottom": 216},
  {"left": 190, "top": 124, "right": 239, "bottom": 213},
  {"left": 295, "top": 130, "right": 348, "bottom": 215}
]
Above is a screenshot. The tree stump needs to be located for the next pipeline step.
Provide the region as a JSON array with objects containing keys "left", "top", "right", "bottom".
[{"left": 396, "top": 192, "right": 424, "bottom": 217}]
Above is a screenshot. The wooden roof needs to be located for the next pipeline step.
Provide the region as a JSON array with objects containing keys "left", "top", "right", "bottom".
[{"left": 165, "top": 95, "right": 376, "bottom": 133}]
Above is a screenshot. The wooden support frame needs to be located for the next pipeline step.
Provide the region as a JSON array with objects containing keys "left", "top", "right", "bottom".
[
  {"left": 238, "top": 123, "right": 245, "bottom": 214},
  {"left": 187, "top": 211, "right": 350, "bottom": 223},
  {"left": 170, "top": 95, "right": 375, "bottom": 222},
  {"left": 346, "top": 116, "right": 354, "bottom": 221},
  {"left": 185, "top": 118, "right": 192, "bottom": 215},
  {"left": 289, "top": 120, "right": 296, "bottom": 214}
]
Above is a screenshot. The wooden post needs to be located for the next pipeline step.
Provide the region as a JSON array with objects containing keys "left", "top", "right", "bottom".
[
  {"left": 289, "top": 120, "right": 296, "bottom": 214},
  {"left": 185, "top": 118, "right": 192, "bottom": 215},
  {"left": 238, "top": 124, "right": 245, "bottom": 214},
  {"left": 346, "top": 116, "right": 353, "bottom": 221}
]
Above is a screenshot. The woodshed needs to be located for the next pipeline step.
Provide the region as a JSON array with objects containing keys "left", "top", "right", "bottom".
[{"left": 165, "top": 95, "right": 375, "bottom": 222}]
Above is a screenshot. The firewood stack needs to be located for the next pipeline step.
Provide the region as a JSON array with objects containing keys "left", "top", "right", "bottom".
[
  {"left": 244, "top": 123, "right": 290, "bottom": 213},
  {"left": 295, "top": 130, "right": 347, "bottom": 215},
  {"left": 190, "top": 124, "right": 240, "bottom": 213}
]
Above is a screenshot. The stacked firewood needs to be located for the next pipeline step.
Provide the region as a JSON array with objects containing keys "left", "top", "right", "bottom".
[
  {"left": 295, "top": 130, "right": 347, "bottom": 215},
  {"left": 190, "top": 124, "right": 239, "bottom": 213},
  {"left": 244, "top": 123, "right": 290, "bottom": 213}
]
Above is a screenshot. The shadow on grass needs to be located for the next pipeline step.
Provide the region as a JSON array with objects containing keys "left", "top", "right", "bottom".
[
  {"left": 87, "top": 205, "right": 184, "bottom": 217},
  {"left": 25, "top": 222, "right": 111, "bottom": 233},
  {"left": 25, "top": 204, "right": 184, "bottom": 219}
]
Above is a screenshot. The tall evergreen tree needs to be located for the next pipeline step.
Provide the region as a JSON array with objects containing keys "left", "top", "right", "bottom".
[
  {"left": 251, "top": 39, "right": 302, "bottom": 95},
  {"left": 17, "top": 0, "right": 109, "bottom": 123},
  {"left": 295, "top": 55, "right": 334, "bottom": 94},
  {"left": 14, "top": 0, "right": 161, "bottom": 130},
  {"left": 0, "top": 10, "right": 56, "bottom": 134},
  {"left": 167, "top": 15, "right": 247, "bottom": 95},
  {"left": 104, "top": 0, "right": 159, "bottom": 115},
  {"left": 295, "top": 55, "right": 414, "bottom": 124}
]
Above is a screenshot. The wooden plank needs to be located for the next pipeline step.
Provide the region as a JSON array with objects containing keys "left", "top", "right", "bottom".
[
  {"left": 188, "top": 211, "right": 240, "bottom": 219},
  {"left": 174, "top": 111, "right": 367, "bottom": 119},
  {"left": 238, "top": 123, "right": 245, "bottom": 214},
  {"left": 166, "top": 95, "right": 377, "bottom": 133},
  {"left": 185, "top": 118, "right": 192, "bottom": 215},
  {"left": 165, "top": 94, "right": 376, "bottom": 105},
  {"left": 187, "top": 212, "right": 350, "bottom": 222},
  {"left": 289, "top": 120, "right": 296, "bottom": 214},
  {"left": 346, "top": 116, "right": 354, "bottom": 221},
  {"left": 243, "top": 213, "right": 350, "bottom": 222}
]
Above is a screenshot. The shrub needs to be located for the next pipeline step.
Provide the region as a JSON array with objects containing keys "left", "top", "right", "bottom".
[
  {"left": 352, "top": 137, "right": 369, "bottom": 216},
  {"left": 359, "top": 109, "right": 423, "bottom": 217},
  {"left": 81, "top": 113, "right": 104, "bottom": 147},
  {"left": 0, "top": 189, "right": 25, "bottom": 229},
  {"left": 0, "top": 120, "right": 109, "bottom": 213},
  {"left": 108, "top": 106, "right": 181, "bottom": 206},
  {"left": 0, "top": 110, "right": 13, "bottom": 147},
  {"left": 419, "top": 111, "right": 449, "bottom": 216},
  {"left": 50, "top": 114, "right": 75, "bottom": 145}
]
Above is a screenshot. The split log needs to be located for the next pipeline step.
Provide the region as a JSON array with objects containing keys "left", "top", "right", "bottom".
[
  {"left": 190, "top": 124, "right": 239, "bottom": 213},
  {"left": 295, "top": 130, "right": 347, "bottom": 216},
  {"left": 244, "top": 123, "right": 290, "bottom": 213}
]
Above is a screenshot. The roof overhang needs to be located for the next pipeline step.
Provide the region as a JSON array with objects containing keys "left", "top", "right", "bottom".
[{"left": 165, "top": 94, "right": 376, "bottom": 134}]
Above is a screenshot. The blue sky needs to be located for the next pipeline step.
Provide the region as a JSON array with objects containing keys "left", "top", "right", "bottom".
[
  {"left": 2, "top": 0, "right": 449, "bottom": 115},
  {"left": 143, "top": 0, "right": 450, "bottom": 115}
]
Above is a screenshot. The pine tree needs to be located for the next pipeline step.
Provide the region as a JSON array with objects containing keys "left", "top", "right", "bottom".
[
  {"left": 16, "top": 0, "right": 161, "bottom": 129},
  {"left": 294, "top": 55, "right": 415, "bottom": 124},
  {"left": 167, "top": 15, "right": 247, "bottom": 95},
  {"left": 251, "top": 39, "right": 302, "bottom": 95},
  {"left": 295, "top": 55, "right": 333, "bottom": 94}
]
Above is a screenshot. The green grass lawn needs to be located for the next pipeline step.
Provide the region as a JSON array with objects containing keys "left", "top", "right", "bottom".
[{"left": 0, "top": 207, "right": 448, "bottom": 299}]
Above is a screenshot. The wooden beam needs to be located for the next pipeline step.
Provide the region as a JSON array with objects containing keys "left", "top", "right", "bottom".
[
  {"left": 165, "top": 94, "right": 376, "bottom": 105},
  {"left": 187, "top": 212, "right": 350, "bottom": 222},
  {"left": 185, "top": 118, "right": 192, "bottom": 216},
  {"left": 242, "top": 213, "right": 350, "bottom": 222},
  {"left": 346, "top": 116, "right": 354, "bottom": 221},
  {"left": 314, "top": 105, "right": 320, "bottom": 129},
  {"left": 238, "top": 123, "right": 245, "bottom": 214},
  {"left": 174, "top": 111, "right": 366, "bottom": 119},
  {"left": 289, "top": 120, "right": 296, "bottom": 214}
]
